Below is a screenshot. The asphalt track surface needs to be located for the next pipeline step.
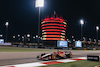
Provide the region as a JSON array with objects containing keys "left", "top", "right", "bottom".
[{"left": 0, "top": 50, "right": 100, "bottom": 66}]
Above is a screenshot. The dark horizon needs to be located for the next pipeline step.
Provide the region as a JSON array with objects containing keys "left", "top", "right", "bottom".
[{"left": 0, "top": 0, "right": 100, "bottom": 41}]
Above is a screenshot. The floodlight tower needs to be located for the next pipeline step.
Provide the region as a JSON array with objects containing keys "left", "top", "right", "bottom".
[
  {"left": 96, "top": 26, "right": 99, "bottom": 42},
  {"left": 35, "top": 0, "right": 44, "bottom": 47},
  {"left": 5, "top": 21, "right": 9, "bottom": 42},
  {"left": 80, "top": 19, "right": 84, "bottom": 41}
]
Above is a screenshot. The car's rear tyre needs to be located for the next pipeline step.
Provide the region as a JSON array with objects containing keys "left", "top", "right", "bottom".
[
  {"left": 67, "top": 54, "right": 70, "bottom": 58},
  {"left": 70, "top": 54, "right": 72, "bottom": 58},
  {"left": 56, "top": 55, "right": 61, "bottom": 59},
  {"left": 52, "top": 54, "right": 56, "bottom": 60}
]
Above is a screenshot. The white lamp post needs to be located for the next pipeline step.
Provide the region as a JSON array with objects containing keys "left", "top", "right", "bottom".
[
  {"left": 33, "top": 36, "right": 35, "bottom": 39},
  {"left": 96, "top": 26, "right": 99, "bottom": 42},
  {"left": 36, "top": 35, "right": 38, "bottom": 38},
  {"left": 83, "top": 37, "right": 85, "bottom": 41},
  {"left": 73, "top": 39, "right": 75, "bottom": 41},
  {"left": 33, "top": 36, "right": 35, "bottom": 43},
  {"left": 94, "top": 39, "right": 96, "bottom": 42},
  {"left": 22, "top": 36, "right": 24, "bottom": 39},
  {"left": 13, "top": 36, "right": 15, "bottom": 39},
  {"left": 0, "top": 35, "right": 3, "bottom": 37},
  {"left": 13, "top": 35, "right": 15, "bottom": 42},
  {"left": 40, "top": 37, "right": 43, "bottom": 40},
  {"left": 80, "top": 19, "right": 84, "bottom": 41},
  {"left": 22, "top": 36, "right": 24, "bottom": 41},
  {"left": 35, "top": 0, "right": 44, "bottom": 47},
  {"left": 5, "top": 21, "right": 9, "bottom": 42},
  {"left": 27, "top": 34, "right": 30, "bottom": 38},
  {"left": 72, "top": 36, "right": 74, "bottom": 38},
  {"left": 89, "top": 38, "right": 91, "bottom": 42},
  {"left": 35, "top": 0, "right": 44, "bottom": 7},
  {"left": 18, "top": 34, "right": 20, "bottom": 41},
  {"left": 27, "top": 34, "right": 30, "bottom": 42},
  {"left": 18, "top": 34, "right": 20, "bottom": 37}
]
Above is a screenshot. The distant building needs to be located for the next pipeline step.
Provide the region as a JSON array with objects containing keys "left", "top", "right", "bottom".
[{"left": 41, "top": 15, "right": 67, "bottom": 47}]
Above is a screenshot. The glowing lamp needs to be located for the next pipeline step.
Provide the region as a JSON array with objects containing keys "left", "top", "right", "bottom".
[
  {"left": 0, "top": 35, "right": 3, "bottom": 37},
  {"left": 96, "top": 26, "right": 99, "bottom": 31},
  {"left": 5, "top": 22, "right": 9, "bottom": 26},
  {"left": 13, "top": 36, "right": 15, "bottom": 38},
  {"left": 35, "top": 0, "right": 44, "bottom": 7},
  {"left": 18, "top": 34, "right": 20, "bottom": 37},
  {"left": 80, "top": 20, "right": 84, "bottom": 25},
  {"left": 27, "top": 34, "right": 30, "bottom": 37}
]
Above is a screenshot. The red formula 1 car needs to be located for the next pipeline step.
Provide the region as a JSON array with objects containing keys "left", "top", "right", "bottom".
[{"left": 37, "top": 51, "right": 72, "bottom": 60}]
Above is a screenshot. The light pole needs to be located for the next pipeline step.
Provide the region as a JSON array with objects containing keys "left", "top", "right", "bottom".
[
  {"left": 36, "top": 35, "right": 38, "bottom": 38},
  {"left": 5, "top": 21, "right": 9, "bottom": 42},
  {"left": 36, "top": 35, "right": 38, "bottom": 43},
  {"left": 33, "top": 36, "right": 35, "bottom": 43},
  {"left": 27, "top": 34, "right": 31, "bottom": 43},
  {"left": 18, "top": 34, "right": 20, "bottom": 37},
  {"left": 18, "top": 34, "right": 20, "bottom": 42},
  {"left": 27, "top": 34, "right": 30, "bottom": 38},
  {"left": 72, "top": 36, "right": 74, "bottom": 39},
  {"left": 33, "top": 36, "right": 35, "bottom": 39},
  {"left": 96, "top": 26, "right": 99, "bottom": 43},
  {"left": 83, "top": 37, "right": 85, "bottom": 41},
  {"left": 0, "top": 35, "right": 3, "bottom": 38},
  {"left": 22, "top": 36, "right": 24, "bottom": 42},
  {"left": 35, "top": 0, "right": 44, "bottom": 47},
  {"left": 80, "top": 19, "right": 84, "bottom": 41},
  {"left": 13, "top": 36, "right": 15, "bottom": 39},
  {"left": 13, "top": 35, "right": 15, "bottom": 42},
  {"left": 40, "top": 37, "right": 42, "bottom": 40}
]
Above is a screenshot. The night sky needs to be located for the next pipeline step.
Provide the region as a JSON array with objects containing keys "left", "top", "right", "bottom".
[{"left": 0, "top": 0, "right": 100, "bottom": 41}]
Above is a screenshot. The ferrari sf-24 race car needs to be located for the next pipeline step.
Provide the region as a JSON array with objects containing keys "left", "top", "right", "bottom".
[{"left": 37, "top": 51, "right": 72, "bottom": 60}]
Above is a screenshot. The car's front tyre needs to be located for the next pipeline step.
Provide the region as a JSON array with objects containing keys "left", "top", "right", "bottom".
[{"left": 43, "top": 57, "right": 49, "bottom": 61}]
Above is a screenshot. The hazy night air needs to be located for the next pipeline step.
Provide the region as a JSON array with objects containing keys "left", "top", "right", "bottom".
[
  {"left": 0, "top": 1, "right": 100, "bottom": 67},
  {"left": 0, "top": 0, "right": 99, "bottom": 41}
]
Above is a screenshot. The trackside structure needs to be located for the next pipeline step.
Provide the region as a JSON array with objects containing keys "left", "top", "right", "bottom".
[{"left": 41, "top": 15, "right": 67, "bottom": 47}]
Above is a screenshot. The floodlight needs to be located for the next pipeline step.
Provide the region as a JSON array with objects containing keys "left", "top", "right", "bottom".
[
  {"left": 80, "top": 20, "right": 84, "bottom": 25},
  {"left": 96, "top": 26, "right": 99, "bottom": 31},
  {"left": 35, "top": 0, "right": 44, "bottom": 7},
  {"left": 5, "top": 22, "right": 9, "bottom": 26},
  {"left": 27, "top": 34, "right": 30, "bottom": 37}
]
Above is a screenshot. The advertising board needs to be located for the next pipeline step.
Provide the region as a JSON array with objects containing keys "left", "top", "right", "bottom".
[
  {"left": 57, "top": 41, "right": 68, "bottom": 47},
  {"left": 75, "top": 41, "right": 82, "bottom": 47}
]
